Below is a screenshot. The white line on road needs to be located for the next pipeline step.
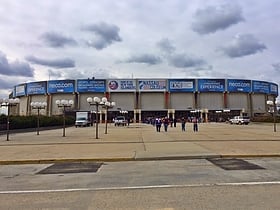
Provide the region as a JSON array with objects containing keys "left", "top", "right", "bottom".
[{"left": 1, "top": 181, "right": 280, "bottom": 194}]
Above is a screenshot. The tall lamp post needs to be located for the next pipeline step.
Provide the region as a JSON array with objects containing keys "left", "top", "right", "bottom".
[
  {"left": 267, "top": 100, "right": 278, "bottom": 132},
  {"left": 30, "top": 101, "right": 47, "bottom": 135},
  {"left": 87, "top": 97, "right": 107, "bottom": 139},
  {"left": 0, "top": 98, "right": 20, "bottom": 141},
  {"left": 101, "top": 97, "right": 116, "bottom": 134},
  {"left": 55, "top": 99, "right": 74, "bottom": 137}
]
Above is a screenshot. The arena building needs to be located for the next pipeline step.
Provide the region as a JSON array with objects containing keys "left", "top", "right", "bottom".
[{"left": 12, "top": 78, "right": 278, "bottom": 122}]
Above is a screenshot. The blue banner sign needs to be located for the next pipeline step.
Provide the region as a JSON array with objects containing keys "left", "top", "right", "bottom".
[
  {"left": 47, "top": 80, "right": 75, "bottom": 93},
  {"left": 15, "top": 84, "right": 26, "bottom": 96},
  {"left": 138, "top": 79, "right": 166, "bottom": 91},
  {"left": 252, "top": 80, "right": 270, "bottom": 94},
  {"left": 198, "top": 79, "right": 225, "bottom": 92},
  {"left": 227, "top": 79, "right": 251, "bottom": 92},
  {"left": 269, "top": 83, "right": 278, "bottom": 95},
  {"left": 27, "top": 81, "right": 47, "bottom": 95},
  {"left": 108, "top": 80, "right": 136, "bottom": 92},
  {"left": 77, "top": 79, "right": 106, "bottom": 92},
  {"left": 168, "top": 79, "right": 195, "bottom": 92}
]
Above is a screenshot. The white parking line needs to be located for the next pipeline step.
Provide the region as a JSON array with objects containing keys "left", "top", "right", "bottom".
[{"left": 1, "top": 181, "right": 280, "bottom": 194}]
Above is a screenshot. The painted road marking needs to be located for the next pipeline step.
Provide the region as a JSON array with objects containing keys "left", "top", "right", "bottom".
[{"left": 1, "top": 181, "right": 280, "bottom": 194}]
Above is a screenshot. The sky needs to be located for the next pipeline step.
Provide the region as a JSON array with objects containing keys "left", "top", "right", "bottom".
[{"left": 0, "top": 0, "right": 280, "bottom": 98}]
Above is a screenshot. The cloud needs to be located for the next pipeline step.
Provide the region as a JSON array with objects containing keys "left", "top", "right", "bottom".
[
  {"left": 26, "top": 55, "right": 75, "bottom": 68},
  {"left": 0, "top": 77, "right": 14, "bottom": 89},
  {"left": 48, "top": 69, "right": 63, "bottom": 79},
  {"left": 40, "top": 32, "right": 77, "bottom": 48},
  {"left": 0, "top": 51, "right": 34, "bottom": 77},
  {"left": 168, "top": 53, "right": 206, "bottom": 68},
  {"left": 191, "top": 4, "right": 244, "bottom": 34},
  {"left": 125, "top": 54, "right": 162, "bottom": 65},
  {"left": 272, "top": 63, "right": 280, "bottom": 72},
  {"left": 83, "top": 22, "right": 122, "bottom": 50},
  {"left": 156, "top": 38, "right": 176, "bottom": 54},
  {"left": 219, "top": 34, "right": 267, "bottom": 58}
]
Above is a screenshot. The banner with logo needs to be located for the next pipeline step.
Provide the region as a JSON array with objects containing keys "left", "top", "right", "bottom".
[
  {"left": 252, "top": 80, "right": 270, "bottom": 94},
  {"left": 108, "top": 80, "right": 136, "bottom": 92},
  {"left": 27, "top": 81, "right": 47, "bottom": 95},
  {"left": 138, "top": 79, "right": 166, "bottom": 91},
  {"left": 198, "top": 79, "right": 225, "bottom": 92},
  {"left": 168, "top": 79, "right": 195, "bottom": 92},
  {"left": 15, "top": 84, "right": 26, "bottom": 96},
  {"left": 47, "top": 80, "right": 75, "bottom": 93},
  {"left": 227, "top": 79, "right": 251, "bottom": 92},
  {"left": 269, "top": 83, "right": 278, "bottom": 95},
  {"left": 77, "top": 79, "right": 106, "bottom": 92}
]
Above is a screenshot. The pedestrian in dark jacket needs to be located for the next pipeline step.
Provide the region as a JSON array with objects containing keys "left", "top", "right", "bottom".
[
  {"left": 181, "top": 117, "right": 186, "bottom": 131},
  {"left": 193, "top": 117, "right": 198, "bottom": 132}
]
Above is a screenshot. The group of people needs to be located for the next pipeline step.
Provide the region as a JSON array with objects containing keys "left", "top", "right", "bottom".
[{"left": 154, "top": 117, "right": 199, "bottom": 132}]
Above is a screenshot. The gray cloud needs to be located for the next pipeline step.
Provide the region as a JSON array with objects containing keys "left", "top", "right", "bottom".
[
  {"left": 83, "top": 22, "right": 122, "bottom": 50},
  {"left": 40, "top": 32, "right": 77, "bottom": 48},
  {"left": 219, "top": 34, "right": 267, "bottom": 58},
  {"left": 156, "top": 38, "right": 176, "bottom": 54},
  {"left": 0, "top": 51, "right": 34, "bottom": 77},
  {"left": 272, "top": 63, "right": 280, "bottom": 72},
  {"left": 126, "top": 54, "right": 162, "bottom": 65},
  {"left": 191, "top": 4, "right": 244, "bottom": 34},
  {"left": 48, "top": 69, "right": 63, "bottom": 79},
  {"left": 26, "top": 55, "right": 75, "bottom": 68},
  {"left": 168, "top": 53, "right": 206, "bottom": 68},
  {"left": 0, "top": 78, "right": 14, "bottom": 89}
]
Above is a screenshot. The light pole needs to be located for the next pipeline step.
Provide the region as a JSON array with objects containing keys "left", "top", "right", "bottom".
[
  {"left": 0, "top": 98, "right": 20, "bottom": 141},
  {"left": 267, "top": 100, "right": 278, "bottom": 132},
  {"left": 30, "top": 101, "right": 47, "bottom": 135},
  {"left": 101, "top": 97, "right": 116, "bottom": 134},
  {"left": 87, "top": 97, "right": 103, "bottom": 139},
  {"left": 55, "top": 99, "right": 74, "bottom": 137}
]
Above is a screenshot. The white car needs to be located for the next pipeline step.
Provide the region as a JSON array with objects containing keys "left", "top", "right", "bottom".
[
  {"left": 114, "top": 116, "right": 127, "bottom": 126},
  {"left": 229, "top": 116, "right": 250, "bottom": 125}
]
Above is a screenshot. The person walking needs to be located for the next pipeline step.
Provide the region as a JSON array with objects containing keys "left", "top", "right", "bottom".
[
  {"left": 181, "top": 117, "right": 186, "bottom": 131},
  {"left": 163, "top": 117, "right": 169, "bottom": 132},
  {"left": 173, "top": 118, "right": 177, "bottom": 127},
  {"left": 155, "top": 117, "right": 162, "bottom": 132},
  {"left": 193, "top": 117, "right": 198, "bottom": 132}
]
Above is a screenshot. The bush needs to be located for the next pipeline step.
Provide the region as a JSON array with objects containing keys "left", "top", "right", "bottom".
[{"left": 0, "top": 115, "right": 75, "bottom": 131}]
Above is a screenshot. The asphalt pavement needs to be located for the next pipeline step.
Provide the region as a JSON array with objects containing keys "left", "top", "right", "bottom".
[{"left": 0, "top": 122, "right": 279, "bottom": 164}]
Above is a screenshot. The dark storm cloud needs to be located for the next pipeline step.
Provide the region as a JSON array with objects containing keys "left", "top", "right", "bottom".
[
  {"left": 26, "top": 55, "right": 75, "bottom": 68},
  {"left": 126, "top": 54, "right": 162, "bottom": 65},
  {"left": 168, "top": 53, "right": 205, "bottom": 68},
  {"left": 191, "top": 4, "right": 244, "bottom": 34},
  {"left": 40, "top": 32, "right": 77, "bottom": 48},
  {"left": 219, "top": 34, "right": 267, "bottom": 58},
  {"left": 0, "top": 51, "right": 34, "bottom": 77},
  {"left": 83, "top": 22, "right": 122, "bottom": 50},
  {"left": 156, "top": 38, "right": 176, "bottom": 54}
]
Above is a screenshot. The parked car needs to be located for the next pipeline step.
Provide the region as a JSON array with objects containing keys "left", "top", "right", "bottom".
[
  {"left": 229, "top": 116, "right": 250, "bottom": 125},
  {"left": 114, "top": 116, "right": 127, "bottom": 126}
]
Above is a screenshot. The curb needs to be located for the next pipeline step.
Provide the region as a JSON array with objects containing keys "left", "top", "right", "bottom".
[{"left": 2, "top": 154, "right": 280, "bottom": 165}]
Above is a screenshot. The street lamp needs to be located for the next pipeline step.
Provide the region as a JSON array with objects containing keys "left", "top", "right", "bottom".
[
  {"left": 30, "top": 101, "right": 47, "bottom": 135},
  {"left": 267, "top": 100, "right": 278, "bottom": 132},
  {"left": 55, "top": 99, "right": 74, "bottom": 137},
  {"left": 101, "top": 97, "right": 116, "bottom": 134},
  {"left": 87, "top": 97, "right": 103, "bottom": 139},
  {"left": 0, "top": 98, "right": 20, "bottom": 141}
]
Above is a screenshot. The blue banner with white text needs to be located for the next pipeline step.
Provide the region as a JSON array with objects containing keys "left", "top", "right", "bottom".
[{"left": 47, "top": 80, "right": 75, "bottom": 93}]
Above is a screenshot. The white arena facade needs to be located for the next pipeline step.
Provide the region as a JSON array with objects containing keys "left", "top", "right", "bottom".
[{"left": 13, "top": 78, "right": 278, "bottom": 122}]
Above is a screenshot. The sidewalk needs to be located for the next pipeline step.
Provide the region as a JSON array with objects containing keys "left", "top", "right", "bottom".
[{"left": 0, "top": 122, "right": 279, "bottom": 164}]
